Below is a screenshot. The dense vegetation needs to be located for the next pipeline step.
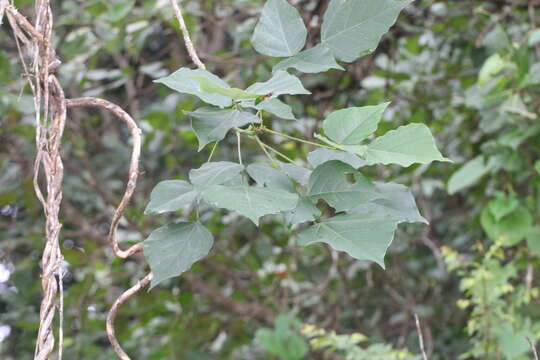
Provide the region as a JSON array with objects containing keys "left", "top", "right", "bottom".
[{"left": 1, "top": 0, "right": 539, "bottom": 359}]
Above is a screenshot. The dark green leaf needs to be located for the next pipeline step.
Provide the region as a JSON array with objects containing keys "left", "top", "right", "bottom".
[
  {"left": 246, "top": 163, "right": 295, "bottom": 192},
  {"left": 308, "top": 160, "right": 381, "bottom": 212},
  {"left": 321, "top": 0, "right": 413, "bottom": 62},
  {"left": 285, "top": 197, "right": 321, "bottom": 225},
  {"left": 144, "top": 222, "right": 214, "bottom": 288},
  {"left": 144, "top": 180, "right": 198, "bottom": 215},
  {"left": 189, "top": 107, "right": 260, "bottom": 150},
  {"left": 189, "top": 162, "right": 244, "bottom": 190}
]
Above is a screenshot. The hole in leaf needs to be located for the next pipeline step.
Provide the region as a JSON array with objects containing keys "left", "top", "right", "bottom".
[{"left": 344, "top": 173, "right": 356, "bottom": 184}]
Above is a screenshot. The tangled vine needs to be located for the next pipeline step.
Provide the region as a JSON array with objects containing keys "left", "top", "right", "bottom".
[{"left": 0, "top": 0, "right": 199, "bottom": 358}]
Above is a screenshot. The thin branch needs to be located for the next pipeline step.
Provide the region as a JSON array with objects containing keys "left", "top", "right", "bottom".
[
  {"left": 4, "top": 4, "right": 49, "bottom": 46},
  {"left": 528, "top": 337, "right": 539, "bottom": 360},
  {"left": 414, "top": 313, "right": 429, "bottom": 360},
  {"left": 106, "top": 273, "right": 153, "bottom": 360},
  {"left": 168, "top": 0, "right": 206, "bottom": 69},
  {"left": 66, "top": 97, "right": 143, "bottom": 259}
]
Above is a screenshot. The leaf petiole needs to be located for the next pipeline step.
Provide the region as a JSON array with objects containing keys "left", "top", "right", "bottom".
[{"left": 261, "top": 126, "right": 335, "bottom": 150}]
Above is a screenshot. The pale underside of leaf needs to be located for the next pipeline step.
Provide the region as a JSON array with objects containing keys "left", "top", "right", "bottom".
[
  {"left": 251, "top": 0, "right": 308, "bottom": 57},
  {"left": 246, "top": 70, "right": 311, "bottom": 96},
  {"left": 273, "top": 45, "right": 344, "bottom": 73},
  {"left": 154, "top": 68, "right": 232, "bottom": 107}
]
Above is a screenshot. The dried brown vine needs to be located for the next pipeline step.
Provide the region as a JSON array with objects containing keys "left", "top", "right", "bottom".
[{"left": 1, "top": 0, "right": 209, "bottom": 358}]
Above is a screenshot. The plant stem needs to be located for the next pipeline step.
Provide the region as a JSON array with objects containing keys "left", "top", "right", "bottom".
[
  {"left": 261, "top": 127, "right": 335, "bottom": 150},
  {"left": 259, "top": 141, "right": 298, "bottom": 165},
  {"left": 252, "top": 135, "right": 278, "bottom": 168},
  {"left": 236, "top": 131, "right": 243, "bottom": 166},
  {"left": 207, "top": 142, "right": 218, "bottom": 162}
]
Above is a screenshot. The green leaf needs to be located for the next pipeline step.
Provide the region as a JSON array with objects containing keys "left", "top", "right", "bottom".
[
  {"left": 144, "top": 180, "right": 198, "bottom": 214},
  {"left": 285, "top": 197, "right": 321, "bottom": 225},
  {"left": 254, "top": 98, "right": 296, "bottom": 120},
  {"left": 314, "top": 134, "right": 368, "bottom": 156},
  {"left": 364, "top": 123, "right": 450, "bottom": 167},
  {"left": 321, "top": 0, "right": 413, "bottom": 62},
  {"left": 246, "top": 163, "right": 295, "bottom": 192},
  {"left": 155, "top": 68, "right": 232, "bottom": 107},
  {"left": 189, "top": 107, "right": 260, "bottom": 150},
  {"left": 279, "top": 162, "right": 312, "bottom": 186},
  {"left": 246, "top": 70, "right": 311, "bottom": 96},
  {"left": 256, "top": 315, "right": 308, "bottom": 360},
  {"left": 307, "top": 148, "right": 366, "bottom": 168},
  {"left": 447, "top": 156, "right": 491, "bottom": 195},
  {"left": 273, "top": 45, "right": 344, "bottom": 73},
  {"left": 478, "top": 53, "right": 506, "bottom": 85},
  {"left": 251, "top": 0, "right": 307, "bottom": 57},
  {"left": 487, "top": 193, "right": 519, "bottom": 221},
  {"left": 529, "top": 29, "right": 540, "bottom": 46},
  {"left": 493, "top": 322, "right": 535, "bottom": 360},
  {"left": 526, "top": 227, "right": 540, "bottom": 257},
  {"left": 144, "top": 222, "right": 214, "bottom": 288},
  {"left": 351, "top": 182, "right": 428, "bottom": 224},
  {"left": 106, "top": 0, "right": 135, "bottom": 22},
  {"left": 201, "top": 185, "right": 299, "bottom": 225},
  {"left": 323, "top": 103, "right": 390, "bottom": 145},
  {"left": 298, "top": 213, "right": 398, "bottom": 267},
  {"left": 480, "top": 205, "right": 532, "bottom": 246},
  {"left": 189, "top": 162, "right": 244, "bottom": 190},
  {"left": 188, "top": 75, "right": 260, "bottom": 100},
  {"left": 308, "top": 160, "right": 381, "bottom": 212}
]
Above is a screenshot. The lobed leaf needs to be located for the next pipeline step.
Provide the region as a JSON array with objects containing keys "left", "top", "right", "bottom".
[
  {"left": 201, "top": 184, "right": 299, "bottom": 225},
  {"left": 189, "top": 107, "right": 260, "bottom": 150},
  {"left": 298, "top": 213, "right": 398, "bottom": 267},
  {"left": 308, "top": 160, "right": 381, "bottom": 212},
  {"left": 322, "top": 103, "right": 390, "bottom": 145},
  {"left": 351, "top": 182, "right": 428, "bottom": 224},
  {"left": 363, "top": 123, "right": 451, "bottom": 167}
]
